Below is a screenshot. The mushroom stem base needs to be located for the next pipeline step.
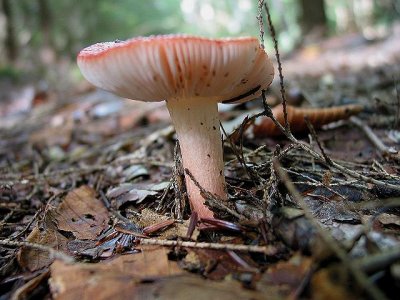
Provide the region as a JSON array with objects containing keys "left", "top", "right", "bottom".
[{"left": 167, "top": 98, "right": 227, "bottom": 219}]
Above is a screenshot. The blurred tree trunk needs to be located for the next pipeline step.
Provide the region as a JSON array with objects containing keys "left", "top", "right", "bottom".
[
  {"left": 1, "top": 0, "right": 18, "bottom": 62},
  {"left": 299, "top": 0, "right": 327, "bottom": 35},
  {"left": 38, "top": 0, "right": 57, "bottom": 66},
  {"left": 38, "top": 0, "right": 52, "bottom": 48}
]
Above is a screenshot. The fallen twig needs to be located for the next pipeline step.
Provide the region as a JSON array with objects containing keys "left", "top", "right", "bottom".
[
  {"left": 355, "top": 246, "right": 400, "bottom": 274},
  {"left": 263, "top": 1, "right": 289, "bottom": 130},
  {"left": 256, "top": 0, "right": 265, "bottom": 49},
  {"left": 140, "top": 238, "right": 277, "bottom": 255},
  {"left": 304, "top": 116, "right": 333, "bottom": 165},
  {"left": 0, "top": 239, "right": 74, "bottom": 263},
  {"left": 350, "top": 116, "right": 398, "bottom": 157}
]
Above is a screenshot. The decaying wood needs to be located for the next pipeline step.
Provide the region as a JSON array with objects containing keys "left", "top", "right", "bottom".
[{"left": 251, "top": 104, "right": 363, "bottom": 137}]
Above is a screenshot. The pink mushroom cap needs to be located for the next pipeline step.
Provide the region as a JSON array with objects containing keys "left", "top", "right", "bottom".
[{"left": 78, "top": 35, "right": 274, "bottom": 104}]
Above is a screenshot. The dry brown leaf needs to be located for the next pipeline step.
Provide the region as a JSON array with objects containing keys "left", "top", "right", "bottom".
[
  {"left": 50, "top": 260, "right": 140, "bottom": 300},
  {"left": 18, "top": 186, "right": 107, "bottom": 271},
  {"left": 260, "top": 253, "right": 313, "bottom": 296},
  {"left": 50, "top": 250, "right": 277, "bottom": 300},
  {"left": 18, "top": 220, "right": 69, "bottom": 272},
  {"left": 257, "top": 254, "right": 312, "bottom": 299},
  {"left": 134, "top": 275, "right": 280, "bottom": 300},
  {"left": 50, "top": 245, "right": 184, "bottom": 299},
  {"left": 186, "top": 249, "right": 254, "bottom": 280},
  {"left": 54, "top": 186, "right": 109, "bottom": 240},
  {"left": 125, "top": 245, "right": 184, "bottom": 277}
]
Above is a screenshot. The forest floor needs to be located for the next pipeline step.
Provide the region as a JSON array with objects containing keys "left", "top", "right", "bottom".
[{"left": 1, "top": 27, "right": 400, "bottom": 299}]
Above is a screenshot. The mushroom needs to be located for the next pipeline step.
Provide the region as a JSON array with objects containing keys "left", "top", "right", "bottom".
[{"left": 77, "top": 35, "right": 274, "bottom": 219}]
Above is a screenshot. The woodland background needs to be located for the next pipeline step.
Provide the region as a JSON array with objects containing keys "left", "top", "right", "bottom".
[
  {"left": 0, "top": 0, "right": 399, "bottom": 85},
  {"left": 1, "top": 1, "right": 400, "bottom": 299}
]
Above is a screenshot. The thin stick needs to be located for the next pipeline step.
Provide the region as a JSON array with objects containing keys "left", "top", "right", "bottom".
[
  {"left": 261, "top": 92, "right": 296, "bottom": 141},
  {"left": 226, "top": 145, "right": 268, "bottom": 166},
  {"left": 355, "top": 245, "right": 400, "bottom": 274},
  {"left": 257, "top": 0, "right": 265, "bottom": 49},
  {"left": 140, "top": 238, "right": 277, "bottom": 255},
  {"left": 305, "top": 116, "right": 333, "bottom": 165},
  {"left": 11, "top": 210, "right": 41, "bottom": 240},
  {"left": 263, "top": 1, "right": 289, "bottom": 131},
  {"left": 350, "top": 116, "right": 398, "bottom": 157},
  {"left": 0, "top": 239, "right": 74, "bottom": 263}
]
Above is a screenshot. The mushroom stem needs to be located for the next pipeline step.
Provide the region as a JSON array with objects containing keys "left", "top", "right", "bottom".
[{"left": 166, "top": 97, "right": 227, "bottom": 219}]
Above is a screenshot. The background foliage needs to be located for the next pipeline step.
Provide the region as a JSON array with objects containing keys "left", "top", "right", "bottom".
[{"left": 0, "top": 0, "right": 399, "bottom": 80}]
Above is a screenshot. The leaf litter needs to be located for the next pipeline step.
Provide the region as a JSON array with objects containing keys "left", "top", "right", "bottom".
[{"left": 1, "top": 13, "right": 400, "bottom": 300}]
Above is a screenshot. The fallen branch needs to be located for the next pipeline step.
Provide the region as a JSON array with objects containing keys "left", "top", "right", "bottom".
[
  {"left": 140, "top": 238, "right": 277, "bottom": 255},
  {"left": 0, "top": 239, "right": 74, "bottom": 263}
]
